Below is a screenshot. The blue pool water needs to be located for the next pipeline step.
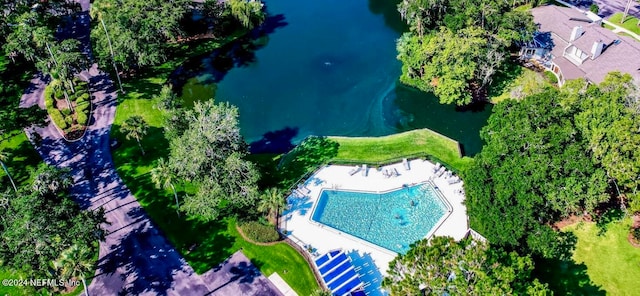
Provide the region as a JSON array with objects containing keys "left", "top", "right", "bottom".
[{"left": 311, "top": 183, "right": 447, "bottom": 253}]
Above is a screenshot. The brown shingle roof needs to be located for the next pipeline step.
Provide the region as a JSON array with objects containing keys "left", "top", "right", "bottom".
[{"left": 530, "top": 5, "right": 640, "bottom": 84}]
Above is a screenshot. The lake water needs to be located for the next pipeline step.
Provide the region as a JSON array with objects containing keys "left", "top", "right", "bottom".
[{"left": 179, "top": 0, "right": 492, "bottom": 155}]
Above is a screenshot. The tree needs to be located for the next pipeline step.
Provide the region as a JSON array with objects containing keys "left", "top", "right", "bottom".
[
  {"left": 397, "top": 26, "right": 488, "bottom": 105},
  {"left": 150, "top": 157, "right": 180, "bottom": 217},
  {"left": 0, "top": 147, "right": 18, "bottom": 193},
  {"left": 383, "top": 236, "right": 550, "bottom": 295},
  {"left": 226, "top": 0, "right": 266, "bottom": 29},
  {"left": 120, "top": 115, "right": 149, "bottom": 155},
  {"left": 54, "top": 244, "right": 94, "bottom": 296},
  {"left": 464, "top": 89, "right": 609, "bottom": 252},
  {"left": 169, "top": 100, "right": 260, "bottom": 221},
  {"left": 90, "top": 0, "right": 190, "bottom": 70},
  {"left": 572, "top": 73, "right": 640, "bottom": 212},
  {"left": 0, "top": 164, "right": 106, "bottom": 279},
  {"left": 31, "top": 164, "right": 73, "bottom": 197},
  {"left": 257, "top": 187, "right": 286, "bottom": 223},
  {"left": 395, "top": 0, "right": 534, "bottom": 105}
]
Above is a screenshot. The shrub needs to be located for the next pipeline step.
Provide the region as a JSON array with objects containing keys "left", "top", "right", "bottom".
[
  {"left": 77, "top": 111, "right": 88, "bottom": 126},
  {"left": 239, "top": 221, "right": 280, "bottom": 243},
  {"left": 61, "top": 107, "right": 72, "bottom": 116},
  {"left": 44, "top": 86, "right": 54, "bottom": 108},
  {"left": 544, "top": 71, "right": 558, "bottom": 84},
  {"left": 590, "top": 3, "right": 599, "bottom": 14},
  {"left": 50, "top": 109, "right": 68, "bottom": 130},
  {"left": 76, "top": 92, "right": 90, "bottom": 105},
  {"left": 55, "top": 89, "right": 64, "bottom": 99},
  {"left": 76, "top": 102, "right": 90, "bottom": 113},
  {"left": 64, "top": 115, "right": 74, "bottom": 126}
]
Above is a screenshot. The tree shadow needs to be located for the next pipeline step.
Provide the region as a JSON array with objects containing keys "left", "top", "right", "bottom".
[
  {"left": 486, "top": 59, "right": 525, "bottom": 100},
  {"left": 248, "top": 127, "right": 299, "bottom": 154},
  {"left": 93, "top": 221, "right": 209, "bottom": 296},
  {"left": 367, "top": 0, "right": 409, "bottom": 34},
  {"left": 595, "top": 208, "right": 625, "bottom": 235},
  {"left": 534, "top": 256, "right": 606, "bottom": 295},
  {"left": 169, "top": 14, "right": 288, "bottom": 93},
  {"left": 200, "top": 251, "right": 280, "bottom": 296}
]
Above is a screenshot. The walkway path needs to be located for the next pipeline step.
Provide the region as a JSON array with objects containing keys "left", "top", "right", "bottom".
[
  {"left": 557, "top": 0, "right": 640, "bottom": 41},
  {"left": 18, "top": 2, "right": 215, "bottom": 295}
]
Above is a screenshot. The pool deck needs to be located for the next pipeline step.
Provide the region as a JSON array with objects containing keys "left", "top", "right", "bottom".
[{"left": 280, "top": 159, "right": 469, "bottom": 276}]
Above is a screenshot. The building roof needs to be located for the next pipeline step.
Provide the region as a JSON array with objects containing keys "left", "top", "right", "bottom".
[{"left": 530, "top": 5, "right": 640, "bottom": 83}]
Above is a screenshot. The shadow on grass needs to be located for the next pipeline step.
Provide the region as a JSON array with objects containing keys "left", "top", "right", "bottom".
[
  {"left": 111, "top": 126, "right": 238, "bottom": 274},
  {"left": 2, "top": 134, "right": 42, "bottom": 187},
  {"left": 487, "top": 59, "right": 524, "bottom": 99},
  {"left": 534, "top": 256, "right": 606, "bottom": 295}
]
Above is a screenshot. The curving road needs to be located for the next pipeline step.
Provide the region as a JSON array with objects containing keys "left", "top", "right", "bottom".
[{"left": 18, "top": 2, "right": 217, "bottom": 295}]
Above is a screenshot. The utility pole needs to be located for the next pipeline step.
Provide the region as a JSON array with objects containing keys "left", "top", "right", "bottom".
[{"left": 100, "top": 18, "right": 124, "bottom": 94}]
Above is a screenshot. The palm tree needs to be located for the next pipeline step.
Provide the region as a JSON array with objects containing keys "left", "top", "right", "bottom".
[
  {"left": 150, "top": 158, "right": 180, "bottom": 217},
  {"left": 54, "top": 244, "right": 93, "bottom": 296},
  {"left": 120, "top": 116, "right": 148, "bottom": 155},
  {"left": 257, "top": 187, "right": 286, "bottom": 224},
  {"left": 0, "top": 148, "right": 18, "bottom": 194}
]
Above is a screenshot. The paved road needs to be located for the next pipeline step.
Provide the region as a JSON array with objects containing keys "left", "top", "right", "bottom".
[
  {"left": 574, "top": 0, "right": 640, "bottom": 18},
  {"left": 18, "top": 2, "right": 215, "bottom": 295}
]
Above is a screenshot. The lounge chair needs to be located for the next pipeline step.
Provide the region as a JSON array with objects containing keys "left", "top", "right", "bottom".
[
  {"left": 348, "top": 166, "right": 361, "bottom": 176},
  {"left": 393, "top": 168, "right": 400, "bottom": 177},
  {"left": 361, "top": 164, "right": 368, "bottom": 177},
  {"left": 383, "top": 169, "right": 391, "bottom": 178},
  {"left": 432, "top": 162, "right": 441, "bottom": 173},
  {"left": 403, "top": 158, "right": 410, "bottom": 171},
  {"left": 436, "top": 167, "right": 446, "bottom": 177}
]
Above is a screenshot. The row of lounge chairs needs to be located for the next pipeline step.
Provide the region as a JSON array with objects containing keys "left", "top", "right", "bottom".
[
  {"left": 348, "top": 164, "right": 369, "bottom": 177},
  {"left": 293, "top": 185, "right": 311, "bottom": 196}
]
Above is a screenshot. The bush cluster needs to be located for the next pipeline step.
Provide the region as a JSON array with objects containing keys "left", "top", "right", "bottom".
[
  {"left": 77, "top": 111, "right": 88, "bottom": 126},
  {"left": 49, "top": 109, "right": 68, "bottom": 130},
  {"left": 239, "top": 221, "right": 280, "bottom": 243}
]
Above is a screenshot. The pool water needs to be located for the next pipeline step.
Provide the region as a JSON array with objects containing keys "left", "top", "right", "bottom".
[{"left": 311, "top": 183, "right": 447, "bottom": 253}]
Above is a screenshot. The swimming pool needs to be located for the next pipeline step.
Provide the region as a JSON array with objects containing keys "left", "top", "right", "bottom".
[{"left": 311, "top": 183, "right": 448, "bottom": 253}]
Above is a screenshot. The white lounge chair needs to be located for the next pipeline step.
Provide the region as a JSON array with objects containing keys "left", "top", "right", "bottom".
[
  {"left": 393, "top": 168, "right": 400, "bottom": 177},
  {"left": 403, "top": 158, "right": 410, "bottom": 171},
  {"left": 361, "top": 164, "right": 368, "bottom": 177},
  {"left": 348, "top": 166, "right": 361, "bottom": 176}
]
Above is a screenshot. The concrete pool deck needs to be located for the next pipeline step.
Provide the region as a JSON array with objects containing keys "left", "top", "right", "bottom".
[{"left": 280, "top": 159, "right": 469, "bottom": 276}]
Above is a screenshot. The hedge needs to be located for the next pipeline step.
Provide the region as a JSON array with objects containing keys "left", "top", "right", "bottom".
[
  {"left": 239, "top": 221, "right": 280, "bottom": 243},
  {"left": 76, "top": 102, "right": 90, "bottom": 113},
  {"left": 49, "top": 109, "right": 68, "bottom": 130},
  {"left": 64, "top": 115, "right": 74, "bottom": 126},
  {"left": 77, "top": 111, "right": 88, "bottom": 126},
  {"left": 61, "top": 107, "right": 72, "bottom": 116}
]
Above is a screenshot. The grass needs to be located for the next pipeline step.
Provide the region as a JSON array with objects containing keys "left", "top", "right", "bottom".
[
  {"left": 566, "top": 219, "right": 640, "bottom": 295},
  {"left": 329, "top": 129, "right": 472, "bottom": 173},
  {"left": 607, "top": 12, "right": 640, "bottom": 35},
  {"left": 535, "top": 218, "right": 640, "bottom": 295},
  {"left": 109, "top": 36, "right": 319, "bottom": 294},
  {"left": 489, "top": 65, "right": 551, "bottom": 104}
]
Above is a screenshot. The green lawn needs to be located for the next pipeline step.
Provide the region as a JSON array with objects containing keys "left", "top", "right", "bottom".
[
  {"left": 109, "top": 38, "right": 319, "bottom": 294},
  {"left": 608, "top": 12, "right": 640, "bottom": 35},
  {"left": 566, "top": 219, "right": 640, "bottom": 295},
  {"left": 535, "top": 218, "right": 640, "bottom": 295},
  {"left": 489, "top": 67, "right": 551, "bottom": 103},
  {"left": 329, "top": 129, "right": 472, "bottom": 173}
]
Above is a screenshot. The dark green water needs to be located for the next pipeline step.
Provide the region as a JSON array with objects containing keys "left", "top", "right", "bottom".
[{"left": 182, "top": 0, "right": 492, "bottom": 155}]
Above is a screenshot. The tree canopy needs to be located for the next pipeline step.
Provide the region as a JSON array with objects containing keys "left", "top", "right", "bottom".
[
  {"left": 0, "top": 164, "right": 106, "bottom": 278},
  {"left": 168, "top": 100, "right": 260, "bottom": 221},
  {"left": 464, "top": 73, "right": 640, "bottom": 255},
  {"left": 396, "top": 0, "right": 535, "bottom": 105},
  {"left": 383, "top": 236, "right": 550, "bottom": 295}
]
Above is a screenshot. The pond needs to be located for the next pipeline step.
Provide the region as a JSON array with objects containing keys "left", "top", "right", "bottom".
[{"left": 178, "top": 0, "right": 492, "bottom": 155}]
